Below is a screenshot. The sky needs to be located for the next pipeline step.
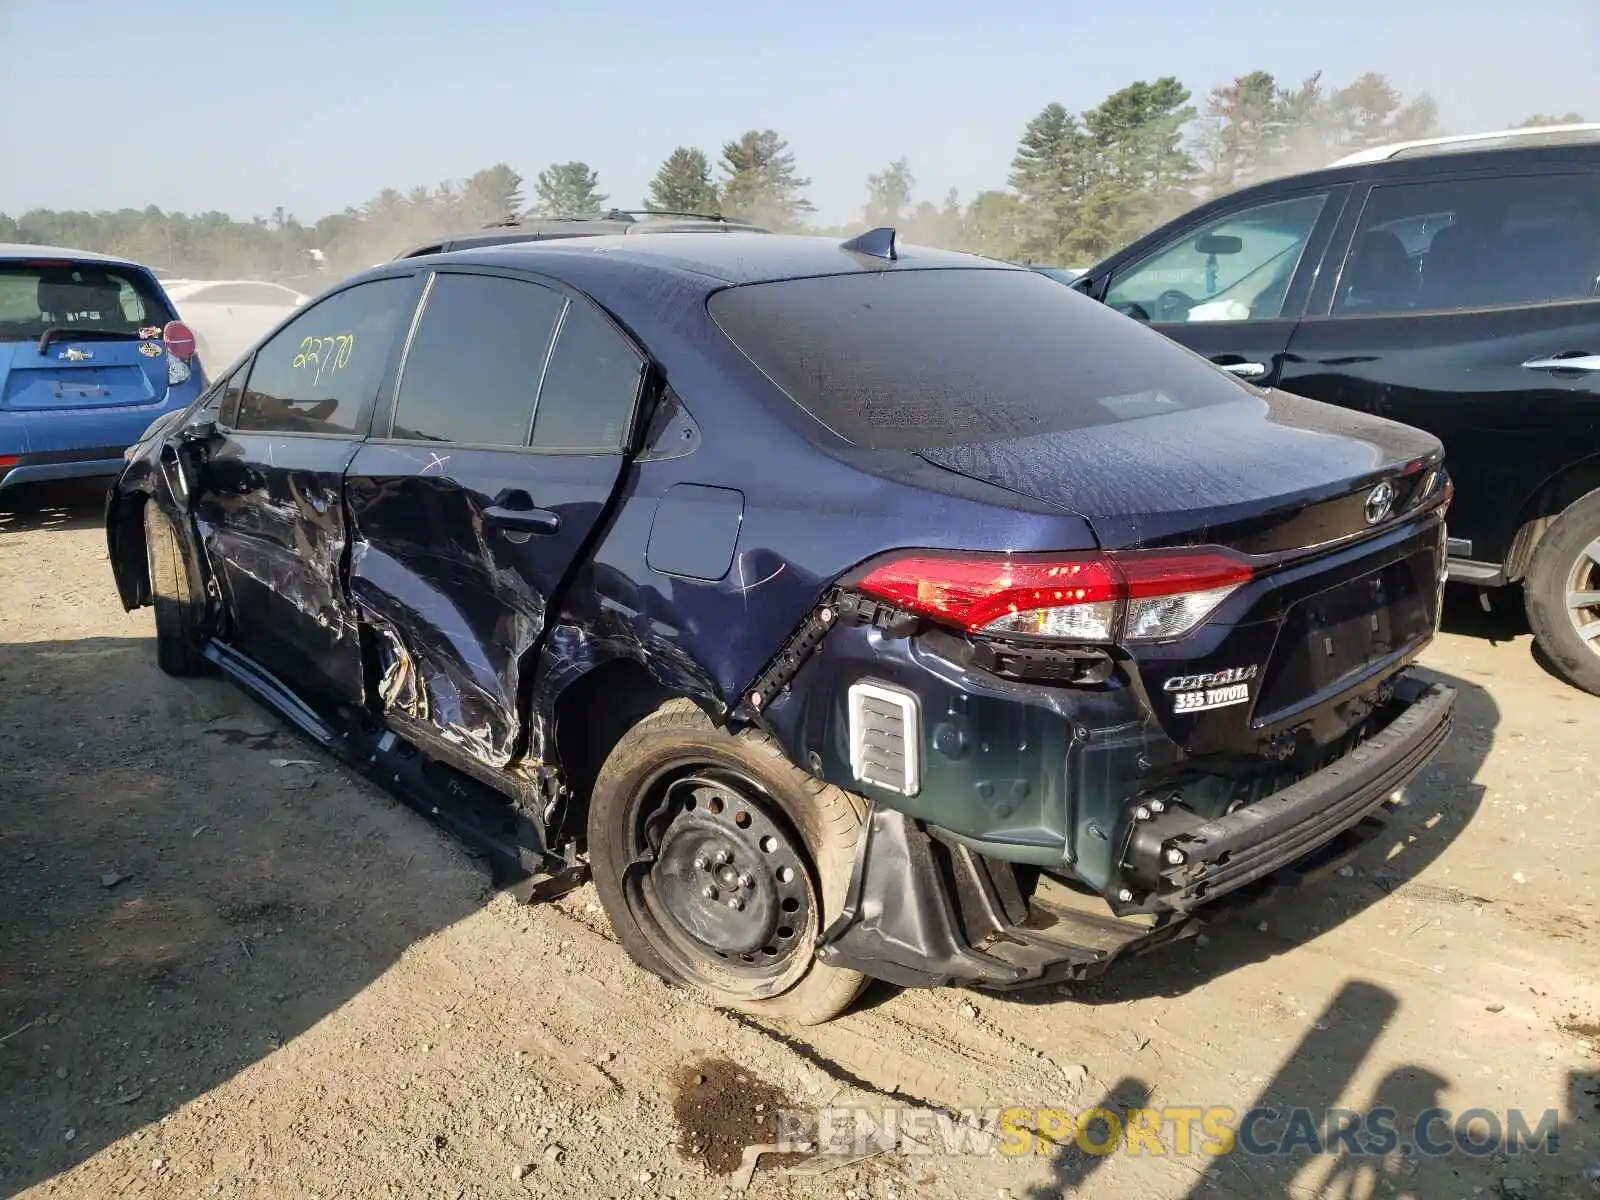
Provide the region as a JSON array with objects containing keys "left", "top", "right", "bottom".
[{"left": 0, "top": 0, "right": 1596, "bottom": 228}]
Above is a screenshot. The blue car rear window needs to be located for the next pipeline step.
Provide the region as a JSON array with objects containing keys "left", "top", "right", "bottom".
[
  {"left": 0, "top": 260, "right": 174, "bottom": 341},
  {"left": 707, "top": 267, "right": 1249, "bottom": 450}
]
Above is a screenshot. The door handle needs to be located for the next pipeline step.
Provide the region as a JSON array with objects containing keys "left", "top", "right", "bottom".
[
  {"left": 484, "top": 489, "right": 560, "bottom": 535},
  {"left": 1214, "top": 359, "right": 1268, "bottom": 379},
  {"left": 1521, "top": 353, "right": 1600, "bottom": 372}
]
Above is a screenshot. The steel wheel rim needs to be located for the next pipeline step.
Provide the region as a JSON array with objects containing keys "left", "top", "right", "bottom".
[
  {"left": 623, "top": 765, "right": 818, "bottom": 998},
  {"left": 1566, "top": 536, "right": 1600, "bottom": 658}
]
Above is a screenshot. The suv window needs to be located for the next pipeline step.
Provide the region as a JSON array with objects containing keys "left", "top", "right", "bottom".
[
  {"left": 1105, "top": 193, "right": 1329, "bottom": 323},
  {"left": 709, "top": 267, "right": 1247, "bottom": 451},
  {"left": 234, "top": 278, "right": 413, "bottom": 435},
  {"left": 529, "top": 300, "right": 645, "bottom": 450},
  {"left": 1335, "top": 172, "right": 1600, "bottom": 316},
  {"left": 391, "top": 273, "right": 567, "bottom": 445}
]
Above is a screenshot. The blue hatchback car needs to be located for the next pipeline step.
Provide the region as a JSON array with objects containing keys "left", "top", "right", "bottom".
[
  {"left": 105, "top": 230, "right": 1456, "bottom": 1023},
  {"left": 0, "top": 246, "right": 205, "bottom": 494}
]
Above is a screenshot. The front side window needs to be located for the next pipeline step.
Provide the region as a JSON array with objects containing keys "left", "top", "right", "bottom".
[
  {"left": 1105, "top": 193, "right": 1329, "bottom": 323},
  {"left": 1334, "top": 172, "right": 1600, "bottom": 316},
  {"left": 391, "top": 273, "right": 567, "bottom": 445},
  {"left": 234, "top": 277, "right": 413, "bottom": 435}
]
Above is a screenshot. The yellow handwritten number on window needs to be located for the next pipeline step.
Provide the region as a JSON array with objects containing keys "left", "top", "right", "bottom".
[{"left": 291, "top": 334, "right": 356, "bottom": 385}]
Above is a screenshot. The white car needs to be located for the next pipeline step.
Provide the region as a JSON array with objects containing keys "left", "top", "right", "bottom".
[{"left": 162, "top": 280, "right": 308, "bottom": 374}]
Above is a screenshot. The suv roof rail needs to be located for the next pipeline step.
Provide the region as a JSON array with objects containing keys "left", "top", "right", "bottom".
[
  {"left": 476, "top": 209, "right": 731, "bottom": 230},
  {"left": 1327, "top": 122, "right": 1600, "bottom": 167}
]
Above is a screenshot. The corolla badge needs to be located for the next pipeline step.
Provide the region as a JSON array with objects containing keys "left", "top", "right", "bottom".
[
  {"left": 1364, "top": 480, "right": 1398, "bottom": 525},
  {"left": 1163, "top": 664, "right": 1258, "bottom": 714},
  {"left": 59, "top": 347, "right": 93, "bottom": 362}
]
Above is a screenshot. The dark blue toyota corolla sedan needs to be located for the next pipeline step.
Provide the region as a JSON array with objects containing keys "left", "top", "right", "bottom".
[{"left": 106, "top": 230, "right": 1455, "bottom": 1023}]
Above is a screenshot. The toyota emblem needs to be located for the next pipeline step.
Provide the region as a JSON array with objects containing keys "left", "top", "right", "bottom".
[{"left": 1364, "top": 480, "right": 1398, "bottom": 525}]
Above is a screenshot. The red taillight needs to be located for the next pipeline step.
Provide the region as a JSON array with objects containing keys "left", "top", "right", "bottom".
[
  {"left": 0, "top": 454, "right": 19, "bottom": 468},
  {"left": 855, "top": 548, "right": 1254, "bottom": 644},
  {"left": 162, "top": 320, "right": 197, "bottom": 361}
]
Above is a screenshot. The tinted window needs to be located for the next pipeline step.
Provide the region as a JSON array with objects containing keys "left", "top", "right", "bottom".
[
  {"left": 0, "top": 261, "right": 173, "bottom": 339},
  {"left": 235, "top": 278, "right": 412, "bottom": 435},
  {"left": 218, "top": 362, "right": 249, "bottom": 425},
  {"left": 708, "top": 268, "right": 1249, "bottom": 451},
  {"left": 1105, "top": 193, "right": 1329, "bottom": 323},
  {"left": 390, "top": 274, "right": 567, "bottom": 445},
  {"left": 1335, "top": 172, "right": 1600, "bottom": 316},
  {"left": 530, "top": 301, "right": 644, "bottom": 450}
]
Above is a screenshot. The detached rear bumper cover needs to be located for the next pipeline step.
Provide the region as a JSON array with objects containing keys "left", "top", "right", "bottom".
[
  {"left": 816, "top": 677, "right": 1455, "bottom": 990},
  {"left": 1156, "top": 680, "right": 1454, "bottom": 909}
]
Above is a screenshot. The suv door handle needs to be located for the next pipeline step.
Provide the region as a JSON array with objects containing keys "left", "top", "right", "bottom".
[
  {"left": 1213, "top": 359, "right": 1267, "bottom": 379},
  {"left": 484, "top": 489, "right": 560, "bottom": 535},
  {"left": 1522, "top": 353, "right": 1600, "bottom": 372}
]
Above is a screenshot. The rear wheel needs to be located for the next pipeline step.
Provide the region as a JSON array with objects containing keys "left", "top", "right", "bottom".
[
  {"left": 587, "top": 699, "right": 868, "bottom": 1025},
  {"left": 1524, "top": 490, "right": 1600, "bottom": 695},
  {"left": 143, "top": 501, "right": 206, "bottom": 677}
]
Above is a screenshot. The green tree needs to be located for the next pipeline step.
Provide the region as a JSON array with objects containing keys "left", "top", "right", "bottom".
[
  {"left": 1195, "top": 70, "right": 1285, "bottom": 195},
  {"left": 719, "top": 130, "right": 814, "bottom": 230},
  {"left": 963, "top": 190, "right": 1026, "bottom": 260},
  {"left": 459, "top": 163, "right": 524, "bottom": 226},
  {"left": 647, "top": 148, "right": 719, "bottom": 214},
  {"left": 1077, "top": 77, "right": 1198, "bottom": 255},
  {"left": 864, "top": 157, "right": 915, "bottom": 227},
  {"left": 534, "top": 162, "right": 606, "bottom": 218},
  {"left": 1010, "top": 102, "right": 1092, "bottom": 263}
]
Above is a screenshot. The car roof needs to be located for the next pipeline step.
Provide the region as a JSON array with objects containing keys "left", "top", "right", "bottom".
[
  {"left": 1326, "top": 122, "right": 1600, "bottom": 167},
  {"left": 419, "top": 231, "right": 1014, "bottom": 288},
  {"left": 0, "top": 243, "right": 150, "bottom": 270}
]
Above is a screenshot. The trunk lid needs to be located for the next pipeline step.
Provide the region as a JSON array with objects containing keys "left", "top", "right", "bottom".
[
  {"left": 914, "top": 390, "right": 1443, "bottom": 553},
  {"left": 919, "top": 391, "right": 1449, "bottom": 763},
  {"left": 0, "top": 338, "right": 170, "bottom": 412}
]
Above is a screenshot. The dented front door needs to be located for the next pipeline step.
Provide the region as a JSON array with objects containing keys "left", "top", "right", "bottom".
[
  {"left": 192, "top": 276, "right": 421, "bottom": 703},
  {"left": 343, "top": 270, "right": 645, "bottom": 771}
]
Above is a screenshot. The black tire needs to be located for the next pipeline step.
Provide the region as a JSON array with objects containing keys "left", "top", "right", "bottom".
[
  {"left": 1524, "top": 489, "right": 1600, "bottom": 696},
  {"left": 587, "top": 698, "right": 868, "bottom": 1025},
  {"left": 143, "top": 501, "right": 206, "bottom": 677}
]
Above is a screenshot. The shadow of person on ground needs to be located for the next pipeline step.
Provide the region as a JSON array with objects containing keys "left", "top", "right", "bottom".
[
  {"left": 1023, "top": 980, "right": 1593, "bottom": 1199},
  {"left": 0, "top": 635, "right": 491, "bottom": 1194}
]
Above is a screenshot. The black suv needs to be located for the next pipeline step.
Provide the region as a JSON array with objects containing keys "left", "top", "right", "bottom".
[
  {"left": 1075, "top": 126, "right": 1600, "bottom": 694},
  {"left": 394, "top": 209, "right": 768, "bottom": 259}
]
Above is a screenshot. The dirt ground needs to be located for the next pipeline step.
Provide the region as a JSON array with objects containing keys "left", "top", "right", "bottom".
[{"left": 1, "top": 480, "right": 1597, "bottom": 1200}]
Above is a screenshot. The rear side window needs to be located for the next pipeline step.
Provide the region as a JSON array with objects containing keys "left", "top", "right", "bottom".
[
  {"left": 1335, "top": 171, "right": 1600, "bottom": 315},
  {"left": 390, "top": 273, "right": 567, "bottom": 445},
  {"left": 0, "top": 261, "right": 174, "bottom": 340},
  {"left": 530, "top": 301, "right": 645, "bottom": 450},
  {"left": 235, "top": 278, "right": 413, "bottom": 435},
  {"left": 708, "top": 268, "right": 1248, "bottom": 451}
]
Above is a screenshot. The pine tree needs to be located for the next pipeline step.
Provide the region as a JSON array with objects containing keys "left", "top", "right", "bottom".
[
  {"left": 647, "top": 148, "right": 719, "bottom": 214},
  {"left": 534, "top": 162, "right": 607, "bottom": 218},
  {"left": 719, "top": 131, "right": 814, "bottom": 230}
]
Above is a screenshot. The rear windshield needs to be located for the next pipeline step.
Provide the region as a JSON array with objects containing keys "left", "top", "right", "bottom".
[
  {"left": 707, "top": 267, "right": 1248, "bottom": 451},
  {"left": 0, "top": 260, "right": 174, "bottom": 342}
]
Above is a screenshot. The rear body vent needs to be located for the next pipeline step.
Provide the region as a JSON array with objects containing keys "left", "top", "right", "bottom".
[{"left": 847, "top": 681, "right": 921, "bottom": 796}]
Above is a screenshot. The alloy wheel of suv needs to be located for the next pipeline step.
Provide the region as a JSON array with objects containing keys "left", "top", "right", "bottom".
[
  {"left": 586, "top": 699, "right": 868, "bottom": 1024},
  {"left": 1525, "top": 490, "right": 1600, "bottom": 696}
]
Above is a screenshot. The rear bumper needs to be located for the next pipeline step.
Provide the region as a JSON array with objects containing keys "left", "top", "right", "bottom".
[
  {"left": 815, "top": 675, "right": 1455, "bottom": 990},
  {"left": 0, "top": 447, "right": 127, "bottom": 491}
]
